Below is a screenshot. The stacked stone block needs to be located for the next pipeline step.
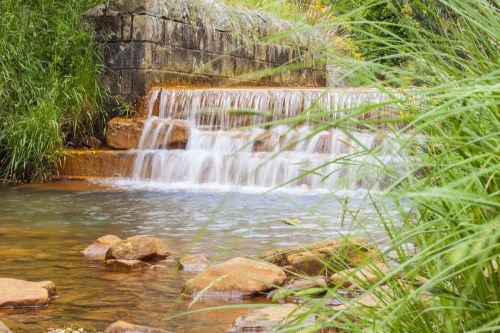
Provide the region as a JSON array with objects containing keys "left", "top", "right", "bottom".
[{"left": 84, "top": 0, "right": 328, "bottom": 108}]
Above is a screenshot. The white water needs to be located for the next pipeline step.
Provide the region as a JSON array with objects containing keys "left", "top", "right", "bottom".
[{"left": 128, "top": 88, "right": 408, "bottom": 192}]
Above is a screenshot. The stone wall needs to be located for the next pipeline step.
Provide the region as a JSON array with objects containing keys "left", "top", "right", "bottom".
[{"left": 84, "top": 0, "right": 328, "bottom": 109}]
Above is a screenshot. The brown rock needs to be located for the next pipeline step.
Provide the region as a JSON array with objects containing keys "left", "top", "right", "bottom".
[
  {"left": 268, "top": 276, "right": 327, "bottom": 300},
  {"left": 102, "top": 259, "right": 151, "bottom": 272},
  {"left": 183, "top": 257, "right": 286, "bottom": 300},
  {"left": 0, "top": 321, "right": 12, "bottom": 333},
  {"left": 83, "top": 235, "right": 122, "bottom": 259},
  {"left": 57, "top": 149, "right": 136, "bottom": 179},
  {"left": 105, "top": 118, "right": 190, "bottom": 150},
  {"left": 262, "top": 238, "right": 381, "bottom": 276},
  {"left": 105, "top": 118, "right": 145, "bottom": 150},
  {"left": 231, "top": 304, "right": 315, "bottom": 332},
  {"left": 329, "top": 263, "right": 390, "bottom": 289},
  {"left": 105, "top": 235, "right": 171, "bottom": 261},
  {"left": 104, "top": 320, "right": 172, "bottom": 333},
  {"left": 0, "top": 278, "right": 56, "bottom": 308},
  {"left": 178, "top": 254, "right": 209, "bottom": 272}
]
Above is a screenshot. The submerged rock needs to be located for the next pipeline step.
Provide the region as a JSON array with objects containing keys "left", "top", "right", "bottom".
[
  {"left": 262, "top": 238, "right": 380, "bottom": 276},
  {"left": 104, "top": 320, "right": 171, "bottom": 333},
  {"left": 105, "top": 236, "right": 172, "bottom": 261},
  {"left": 183, "top": 257, "right": 286, "bottom": 300},
  {"left": 0, "top": 278, "right": 57, "bottom": 308},
  {"left": 231, "top": 304, "right": 315, "bottom": 332},
  {"left": 177, "top": 254, "right": 210, "bottom": 272},
  {"left": 83, "top": 235, "right": 122, "bottom": 259},
  {"left": 329, "top": 263, "right": 390, "bottom": 289},
  {"left": 0, "top": 321, "right": 12, "bottom": 333},
  {"left": 102, "top": 259, "right": 151, "bottom": 272}
]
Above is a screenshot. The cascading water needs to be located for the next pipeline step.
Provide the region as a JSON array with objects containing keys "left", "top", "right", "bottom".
[{"left": 128, "top": 88, "right": 409, "bottom": 192}]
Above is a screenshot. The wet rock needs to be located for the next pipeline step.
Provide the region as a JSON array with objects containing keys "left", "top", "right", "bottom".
[
  {"left": 268, "top": 277, "right": 326, "bottom": 300},
  {"left": 83, "top": 235, "right": 122, "bottom": 259},
  {"left": 329, "top": 263, "right": 390, "bottom": 289},
  {"left": 177, "top": 254, "right": 209, "bottom": 272},
  {"left": 231, "top": 304, "right": 315, "bottom": 332},
  {"left": 183, "top": 257, "right": 286, "bottom": 300},
  {"left": 102, "top": 259, "right": 151, "bottom": 272},
  {"left": 104, "top": 320, "right": 171, "bottom": 333},
  {"left": 105, "top": 235, "right": 172, "bottom": 261},
  {"left": 0, "top": 278, "right": 57, "bottom": 308},
  {"left": 0, "top": 321, "right": 12, "bottom": 333},
  {"left": 262, "top": 238, "right": 380, "bottom": 276}
]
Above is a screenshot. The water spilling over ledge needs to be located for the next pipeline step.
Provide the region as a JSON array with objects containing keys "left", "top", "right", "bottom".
[{"left": 127, "top": 87, "right": 411, "bottom": 192}]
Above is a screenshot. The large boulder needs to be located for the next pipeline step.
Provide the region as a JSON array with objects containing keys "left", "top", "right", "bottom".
[
  {"left": 231, "top": 305, "right": 315, "bottom": 332},
  {"left": 183, "top": 257, "right": 286, "bottom": 300},
  {"left": 0, "top": 321, "right": 12, "bottom": 333},
  {"left": 0, "top": 278, "right": 56, "bottom": 308},
  {"left": 102, "top": 259, "right": 151, "bottom": 272},
  {"left": 105, "top": 236, "right": 171, "bottom": 261},
  {"left": 104, "top": 321, "right": 172, "bottom": 333},
  {"left": 262, "top": 238, "right": 380, "bottom": 276},
  {"left": 83, "top": 235, "right": 122, "bottom": 259}
]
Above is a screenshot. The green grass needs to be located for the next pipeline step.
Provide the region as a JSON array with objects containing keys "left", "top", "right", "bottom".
[
  {"left": 222, "top": 0, "right": 309, "bottom": 23},
  {"left": 187, "top": 0, "right": 499, "bottom": 332},
  {"left": 268, "top": 0, "right": 499, "bottom": 331},
  {"left": 0, "top": 0, "right": 107, "bottom": 182}
]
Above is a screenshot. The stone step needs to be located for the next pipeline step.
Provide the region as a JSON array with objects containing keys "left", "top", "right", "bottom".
[
  {"left": 57, "top": 149, "right": 135, "bottom": 180},
  {"left": 106, "top": 117, "right": 189, "bottom": 150}
]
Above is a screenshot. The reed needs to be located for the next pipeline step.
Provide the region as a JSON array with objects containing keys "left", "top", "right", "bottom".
[
  {"left": 0, "top": 0, "right": 107, "bottom": 182},
  {"left": 267, "top": 0, "right": 500, "bottom": 331}
]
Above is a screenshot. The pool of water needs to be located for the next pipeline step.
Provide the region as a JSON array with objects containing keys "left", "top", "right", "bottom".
[{"left": 0, "top": 181, "right": 389, "bottom": 332}]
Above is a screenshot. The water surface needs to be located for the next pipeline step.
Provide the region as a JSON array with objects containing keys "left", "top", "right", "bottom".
[{"left": 0, "top": 181, "right": 388, "bottom": 332}]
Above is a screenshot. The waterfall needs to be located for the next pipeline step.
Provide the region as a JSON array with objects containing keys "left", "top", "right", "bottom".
[{"left": 129, "top": 88, "right": 409, "bottom": 192}]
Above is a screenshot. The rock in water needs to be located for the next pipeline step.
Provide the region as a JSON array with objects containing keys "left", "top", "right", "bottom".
[
  {"left": 104, "top": 321, "right": 172, "bottom": 333},
  {"left": 262, "top": 238, "right": 380, "bottom": 276},
  {"left": 0, "top": 321, "right": 12, "bottom": 333},
  {"left": 102, "top": 259, "right": 151, "bottom": 272},
  {"left": 105, "top": 235, "right": 171, "bottom": 261},
  {"left": 0, "top": 278, "right": 56, "bottom": 308},
  {"left": 231, "top": 305, "right": 315, "bottom": 332},
  {"left": 183, "top": 257, "right": 286, "bottom": 300},
  {"left": 329, "top": 263, "right": 391, "bottom": 289},
  {"left": 83, "top": 235, "right": 122, "bottom": 259},
  {"left": 177, "top": 254, "right": 209, "bottom": 272}
]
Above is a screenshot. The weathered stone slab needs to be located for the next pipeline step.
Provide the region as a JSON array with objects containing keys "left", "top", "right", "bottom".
[
  {"left": 0, "top": 278, "right": 57, "bottom": 308},
  {"left": 106, "top": 118, "right": 145, "bottom": 149},
  {"left": 57, "top": 149, "right": 136, "bottom": 179}
]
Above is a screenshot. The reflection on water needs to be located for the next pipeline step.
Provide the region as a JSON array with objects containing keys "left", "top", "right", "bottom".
[{"left": 0, "top": 182, "right": 390, "bottom": 332}]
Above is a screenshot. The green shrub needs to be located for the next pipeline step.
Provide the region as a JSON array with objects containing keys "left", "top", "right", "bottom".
[{"left": 0, "top": 0, "right": 107, "bottom": 182}]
